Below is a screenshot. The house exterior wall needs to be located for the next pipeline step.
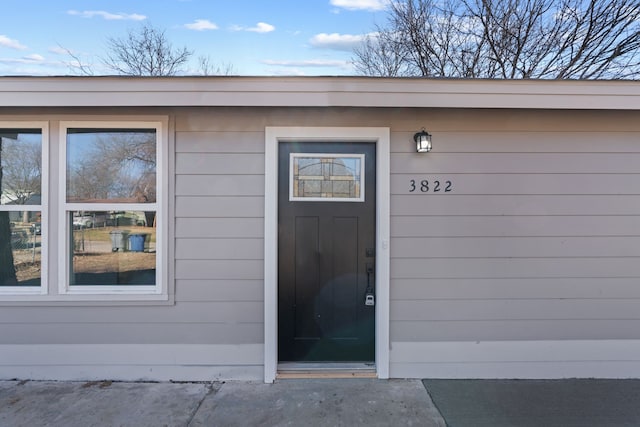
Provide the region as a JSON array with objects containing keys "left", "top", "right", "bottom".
[{"left": 2, "top": 104, "right": 640, "bottom": 380}]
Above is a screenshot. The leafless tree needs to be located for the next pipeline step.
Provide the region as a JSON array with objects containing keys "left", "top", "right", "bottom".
[
  {"left": 353, "top": 0, "right": 640, "bottom": 79},
  {"left": 197, "top": 55, "right": 237, "bottom": 76},
  {"left": 102, "top": 24, "right": 193, "bottom": 76},
  {"left": 1, "top": 138, "right": 41, "bottom": 205},
  {"left": 67, "top": 132, "right": 156, "bottom": 203}
]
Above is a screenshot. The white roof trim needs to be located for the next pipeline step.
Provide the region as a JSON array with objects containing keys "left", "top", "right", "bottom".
[{"left": 1, "top": 76, "right": 640, "bottom": 110}]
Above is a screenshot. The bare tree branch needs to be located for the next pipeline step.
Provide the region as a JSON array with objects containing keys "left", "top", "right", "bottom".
[
  {"left": 102, "top": 24, "right": 193, "bottom": 76},
  {"left": 352, "top": 0, "right": 640, "bottom": 79}
]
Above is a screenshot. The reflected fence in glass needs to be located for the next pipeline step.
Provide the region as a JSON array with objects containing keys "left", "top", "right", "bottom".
[
  {"left": 69, "top": 210, "right": 156, "bottom": 286},
  {"left": 0, "top": 210, "right": 41, "bottom": 287}
]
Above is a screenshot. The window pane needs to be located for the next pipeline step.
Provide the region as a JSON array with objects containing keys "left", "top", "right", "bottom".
[
  {"left": 0, "top": 210, "right": 41, "bottom": 287},
  {"left": 290, "top": 154, "right": 364, "bottom": 201},
  {"left": 69, "top": 210, "right": 156, "bottom": 286},
  {"left": 0, "top": 129, "right": 42, "bottom": 206},
  {"left": 66, "top": 129, "right": 156, "bottom": 203}
]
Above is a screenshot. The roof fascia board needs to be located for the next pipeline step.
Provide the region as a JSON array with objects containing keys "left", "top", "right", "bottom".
[{"left": 1, "top": 77, "right": 639, "bottom": 110}]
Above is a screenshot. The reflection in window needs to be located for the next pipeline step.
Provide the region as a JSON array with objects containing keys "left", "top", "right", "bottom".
[
  {"left": 66, "top": 129, "right": 156, "bottom": 203},
  {"left": 290, "top": 154, "right": 364, "bottom": 201},
  {"left": 64, "top": 125, "right": 159, "bottom": 289},
  {"left": 0, "top": 129, "right": 42, "bottom": 206},
  {"left": 0, "top": 211, "right": 41, "bottom": 287},
  {"left": 1, "top": 128, "right": 43, "bottom": 287},
  {"left": 70, "top": 210, "right": 156, "bottom": 286}
]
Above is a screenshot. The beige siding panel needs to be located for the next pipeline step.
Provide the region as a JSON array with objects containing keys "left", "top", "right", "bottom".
[
  {"left": 176, "top": 260, "right": 263, "bottom": 280},
  {"left": 0, "top": 323, "right": 262, "bottom": 344},
  {"left": 391, "top": 216, "right": 640, "bottom": 238},
  {"left": 391, "top": 195, "right": 640, "bottom": 216},
  {"left": 176, "top": 175, "right": 264, "bottom": 196},
  {"left": 392, "top": 278, "right": 640, "bottom": 300},
  {"left": 391, "top": 131, "right": 640, "bottom": 153},
  {"left": 176, "top": 131, "right": 264, "bottom": 153},
  {"left": 176, "top": 218, "right": 264, "bottom": 238},
  {"left": 176, "top": 153, "right": 264, "bottom": 174},
  {"left": 391, "top": 299, "right": 640, "bottom": 321},
  {"left": 175, "top": 196, "right": 264, "bottom": 217},
  {"left": 392, "top": 153, "right": 640, "bottom": 174},
  {"left": 389, "top": 340, "right": 640, "bottom": 379},
  {"left": 391, "top": 174, "right": 640, "bottom": 195},
  {"left": 0, "top": 302, "right": 263, "bottom": 324},
  {"left": 175, "top": 238, "right": 264, "bottom": 260},
  {"left": 391, "top": 258, "right": 640, "bottom": 279},
  {"left": 392, "top": 236, "right": 640, "bottom": 258},
  {"left": 390, "top": 320, "right": 640, "bottom": 341},
  {"left": 175, "top": 280, "right": 263, "bottom": 302},
  {"left": 0, "top": 344, "right": 262, "bottom": 366}
]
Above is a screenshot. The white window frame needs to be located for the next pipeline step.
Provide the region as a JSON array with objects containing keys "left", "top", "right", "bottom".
[
  {"left": 58, "top": 121, "right": 167, "bottom": 298},
  {"left": 0, "top": 121, "right": 48, "bottom": 296}
]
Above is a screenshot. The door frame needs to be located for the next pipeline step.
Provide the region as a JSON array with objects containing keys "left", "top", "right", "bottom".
[{"left": 264, "top": 127, "right": 390, "bottom": 383}]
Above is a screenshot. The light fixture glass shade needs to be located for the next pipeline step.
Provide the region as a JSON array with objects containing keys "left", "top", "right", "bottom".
[{"left": 413, "top": 130, "right": 432, "bottom": 153}]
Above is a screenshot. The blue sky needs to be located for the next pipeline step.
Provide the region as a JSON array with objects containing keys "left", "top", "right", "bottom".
[{"left": 0, "top": 0, "right": 389, "bottom": 76}]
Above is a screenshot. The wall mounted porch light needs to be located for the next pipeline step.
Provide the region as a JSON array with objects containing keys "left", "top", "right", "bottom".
[{"left": 413, "top": 128, "right": 432, "bottom": 153}]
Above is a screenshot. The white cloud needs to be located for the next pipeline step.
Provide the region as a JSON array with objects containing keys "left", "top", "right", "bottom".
[
  {"left": 48, "top": 46, "right": 70, "bottom": 55},
  {"left": 231, "top": 22, "right": 275, "bottom": 33},
  {"left": 262, "top": 59, "right": 351, "bottom": 68},
  {"left": 0, "top": 35, "right": 27, "bottom": 50},
  {"left": 23, "top": 54, "right": 45, "bottom": 62},
  {"left": 185, "top": 19, "right": 218, "bottom": 31},
  {"left": 329, "top": 0, "right": 388, "bottom": 11},
  {"left": 309, "top": 33, "right": 367, "bottom": 51},
  {"left": 67, "top": 10, "right": 146, "bottom": 21},
  {"left": 248, "top": 22, "right": 275, "bottom": 33}
]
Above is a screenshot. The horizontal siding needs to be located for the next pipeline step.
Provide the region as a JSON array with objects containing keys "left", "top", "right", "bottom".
[
  {"left": 175, "top": 131, "right": 264, "bottom": 153},
  {"left": 388, "top": 116, "right": 640, "bottom": 369},
  {"left": 176, "top": 175, "right": 264, "bottom": 196},
  {"left": 176, "top": 260, "right": 263, "bottom": 280},
  {"left": 392, "top": 236, "right": 640, "bottom": 258},
  {"left": 0, "top": 344, "right": 263, "bottom": 381},
  {"left": 0, "top": 323, "right": 262, "bottom": 344},
  {"left": 391, "top": 174, "right": 640, "bottom": 195},
  {"left": 175, "top": 238, "right": 263, "bottom": 260},
  {"left": 390, "top": 320, "right": 640, "bottom": 342},
  {"left": 390, "top": 341, "right": 640, "bottom": 379},
  {"left": 175, "top": 280, "right": 263, "bottom": 302},
  {"left": 391, "top": 258, "right": 640, "bottom": 279},
  {"left": 175, "top": 196, "right": 264, "bottom": 217},
  {"left": 170, "top": 129, "right": 267, "bottom": 358},
  {"left": 392, "top": 299, "right": 640, "bottom": 321},
  {"left": 391, "top": 216, "right": 640, "bottom": 237},
  {"left": 392, "top": 278, "right": 640, "bottom": 300},
  {"left": 391, "top": 153, "right": 640, "bottom": 174},
  {"left": 176, "top": 218, "right": 264, "bottom": 238},
  {"left": 0, "top": 302, "right": 263, "bottom": 324},
  {"left": 391, "top": 195, "right": 640, "bottom": 216},
  {"left": 176, "top": 153, "right": 264, "bottom": 174}
]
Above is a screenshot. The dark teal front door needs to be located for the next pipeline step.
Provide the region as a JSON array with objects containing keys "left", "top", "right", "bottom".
[{"left": 278, "top": 141, "right": 376, "bottom": 362}]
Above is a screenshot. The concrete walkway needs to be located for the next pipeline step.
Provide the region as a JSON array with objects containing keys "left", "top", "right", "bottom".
[
  {"left": 3, "top": 378, "right": 640, "bottom": 426},
  {"left": 0, "top": 379, "right": 445, "bottom": 427}
]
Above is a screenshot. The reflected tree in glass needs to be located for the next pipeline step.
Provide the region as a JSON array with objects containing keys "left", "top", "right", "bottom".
[{"left": 1, "top": 130, "right": 42, "bottom": 286}]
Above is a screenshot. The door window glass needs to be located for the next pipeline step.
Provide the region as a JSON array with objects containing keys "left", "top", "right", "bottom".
[{"left": 290, "top": 153, "right": 364, "bottom": 202}]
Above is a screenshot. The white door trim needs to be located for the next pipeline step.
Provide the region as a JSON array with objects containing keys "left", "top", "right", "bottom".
[{"left": 264, "top": 127, "right": 390, "bottom": 383}]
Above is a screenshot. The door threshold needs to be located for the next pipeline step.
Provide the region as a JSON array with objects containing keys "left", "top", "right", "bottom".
[{"left": 277, "top": 362, "right": 377, "bottom": 379}]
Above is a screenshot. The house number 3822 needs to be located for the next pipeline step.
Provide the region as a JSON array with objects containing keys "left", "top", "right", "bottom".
[{"left": 409, "top": 179, "right": 453, "bottom": 193}]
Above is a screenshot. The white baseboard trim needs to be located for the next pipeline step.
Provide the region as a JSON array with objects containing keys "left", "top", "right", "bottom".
[
  {"left": 0, "top": 344, "right": 263, "bottom": 382},
  {"left": 390, "top": 340, "right": 640, "bottom": 379}
]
